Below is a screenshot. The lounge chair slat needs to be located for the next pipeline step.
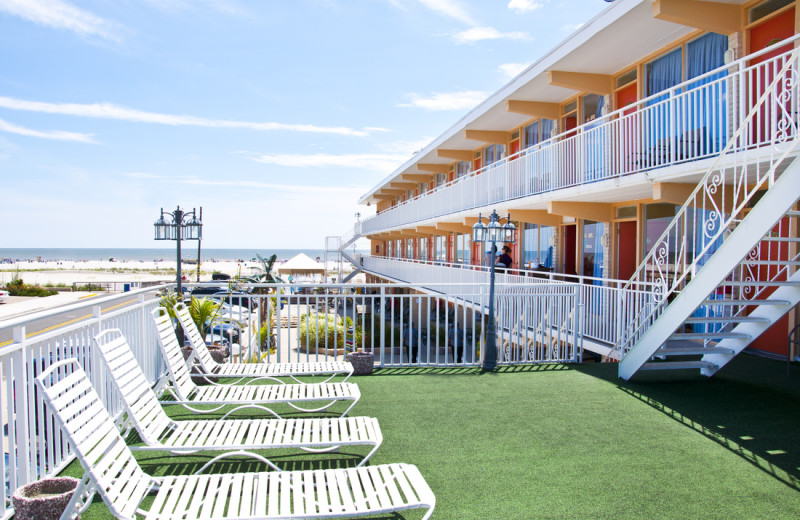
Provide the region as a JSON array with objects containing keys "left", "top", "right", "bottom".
[{"left": 174, "top": 302, "right": 353, "bottom": 384}]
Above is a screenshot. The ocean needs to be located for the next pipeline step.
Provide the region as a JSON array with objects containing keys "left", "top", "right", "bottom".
[{"left": 0, "top": 248, "right": 366, "bottom": 262}]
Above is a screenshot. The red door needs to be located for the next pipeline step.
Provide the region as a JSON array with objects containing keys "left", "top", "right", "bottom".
[
  {"left": 563, "top": 224, "right": 577, "bottom": 276},
  {"left": 748, "top": 8, "right": 795, "bottom": 144},
  {"left": 616, "top": 82, "right": 640, "bottom": 172},
  {"left": 616, "top": 221, "right": 637, "bottom": 280}
]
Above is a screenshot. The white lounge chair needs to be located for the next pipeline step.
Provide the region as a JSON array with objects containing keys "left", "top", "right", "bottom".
[
  {"left": 94, "top": 329, "right": 382, "bottom": 472},
  {"left": 174, "top": 302, "right": 354, "bottom": 384},
  {"left": 152, "top": 308, "right": 361, "bottom": 417},
  {"left": 36, "top": 360, "right": 436, "bottom": 520}
]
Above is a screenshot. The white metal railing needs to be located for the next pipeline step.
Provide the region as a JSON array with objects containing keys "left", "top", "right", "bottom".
[
  {"left": 361, "top": 36, "right": 800, "bottom": 237},
  {"left": 360, "top": 255, "right": 657, "bottom": 346},
  {"left": 0, "top": 280, "right": 582, "bottom": 518},
  {"left": 0, "top": 288, "right": 163, "bottom": 519},
  {"left": 610, "top": 43, "right": 800, "bottom": 360}
]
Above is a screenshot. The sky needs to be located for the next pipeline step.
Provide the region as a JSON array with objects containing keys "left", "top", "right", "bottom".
[{"left": 0, "top": 0, "right": 608, "bottom": 249}]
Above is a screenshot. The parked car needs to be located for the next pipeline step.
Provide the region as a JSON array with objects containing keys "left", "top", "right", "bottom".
[
  {"left": 0, "top": 289, "right": 8, "bottom": 303},
  {"left": 190, "top": 282, "right": 230, "bottom": 296},
  {"left": 212, "top": 291, "right": 258, "bottom": 311}
]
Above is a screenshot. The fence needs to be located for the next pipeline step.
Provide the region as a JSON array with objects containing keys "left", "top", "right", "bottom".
[
  {"left": 0, "top": 281, "right": 585, "bottom": 519},
  {"left": 359, "top": 255, "right": 657, "bottom": 347},
  {"left": 0, "top": 288, "right": 161, "bottom": 519},
  {"left": 361, "top": 36, "right": 800, "bottom": 236}
]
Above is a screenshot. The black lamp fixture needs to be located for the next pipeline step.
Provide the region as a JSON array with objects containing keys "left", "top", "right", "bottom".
[
  {"left": 472, "top": 210, "right": 516, "bottom": 371},
  {"left": 154, "top": 206, "right": 202, "bottom": 295}
]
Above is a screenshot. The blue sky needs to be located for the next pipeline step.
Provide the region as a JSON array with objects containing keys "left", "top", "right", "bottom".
[{"left": 0, "top": 0, "right": 607, "bottom": 249}]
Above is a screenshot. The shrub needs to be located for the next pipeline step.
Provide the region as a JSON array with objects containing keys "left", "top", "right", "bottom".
[
  {"left": 74, "top": 283, "right": 105, "bottom": 292},
  {"left": 4, "top": 278, "right": 57, "bottom": 297},
  {"left": 298, "top": 313, "right": 361, "bottom": 352}
]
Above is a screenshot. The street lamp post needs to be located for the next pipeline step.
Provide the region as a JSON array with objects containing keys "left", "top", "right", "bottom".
[
  {"left": 154, "top": 206, "right": 203, "bottom": 295},
  {"left": 472, "top": 210, "right": 516, "bottom": 371}
]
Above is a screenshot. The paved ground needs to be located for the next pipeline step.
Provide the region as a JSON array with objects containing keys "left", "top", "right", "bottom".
[{"left": 0, "top": 292, "right": 105, "bottom": 321}]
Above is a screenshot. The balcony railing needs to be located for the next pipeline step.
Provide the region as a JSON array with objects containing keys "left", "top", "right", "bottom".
[
  {"left": 361, "top": 36, "right": 800, "bottom": 236},
  {"left": 360, "top": 255, "right": 657, "bottom": 347},
  {"left": 0, "top": 280, "right": 585, "bottom": 518}
]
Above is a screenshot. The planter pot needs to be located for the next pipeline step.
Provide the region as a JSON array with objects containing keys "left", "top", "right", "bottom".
[
  {"left": 181, "top": 347, "right": 228, "bottom": 382},
  {"left": 346, "top": 352, "right": 375, "bottom": 375},
  {"left": 12, "top": 476, "right": 81, "bottom": 520}
]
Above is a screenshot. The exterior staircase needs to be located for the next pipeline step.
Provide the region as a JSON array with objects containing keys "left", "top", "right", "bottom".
[{"left": 611, "top": 46, "right": 800, "bottom": 380}]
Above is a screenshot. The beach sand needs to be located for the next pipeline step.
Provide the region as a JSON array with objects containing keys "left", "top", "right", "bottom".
[{"left": 0, "top": 258, "right": 355, "bottom": 287}]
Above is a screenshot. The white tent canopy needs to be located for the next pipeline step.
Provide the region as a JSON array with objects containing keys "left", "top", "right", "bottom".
[{"left": 276, "top": 253, "right": 325, "bottom": 278}]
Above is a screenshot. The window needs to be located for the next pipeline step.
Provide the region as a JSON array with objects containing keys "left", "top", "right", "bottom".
[
  {"left": 456, "top": 161, "right": 471, "bottom": 178},
  {"left": 484, "top": 144, "right": 505, "bottom": 166},
  {"left": 582, "top": 220, "right": 606, "bottom": 284},
  {"left": 435, "top": 173, "right": 447, "bottom": 187},
  {"left": 406, "top": 239, "right": 414, "bottom": 259},
  {"left": 386, "top": 241, "right": 392, "bottom": 257},
  {"left": 616, "top": 68, "right": 637, "bottom": 88},
  {"left": 434, "top": 236, "right": 447, "bottom": 262},
  {"left": 521, "top": 224, "right": 554, "bottom": 269},
  {"left": 749, "top": 0, "right": 793, "bottom": 23},
  {"left": 419, "top": 238, "right": 428, "bottom": 261},
  {"left": 524, "top": 121, "right": 540, "bottom": 148},
  {"left": 455, "top": 234, "right": 471, "bottom": 264}
]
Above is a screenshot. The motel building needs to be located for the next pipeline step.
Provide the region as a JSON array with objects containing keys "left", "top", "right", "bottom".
[{"left": 339, "top": 0, "right": 800, "bottom": 379}]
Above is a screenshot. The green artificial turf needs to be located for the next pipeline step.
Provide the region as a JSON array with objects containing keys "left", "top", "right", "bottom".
[{"left": 61, "top": 355, "right": 800, "bottom": 519}]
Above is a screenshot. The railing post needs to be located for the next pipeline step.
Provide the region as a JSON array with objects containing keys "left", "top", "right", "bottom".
[
  {"left": 379, "top": 286, "right": 386, "bottom": 367},
  {"left": 12, "top": 326, "right": 31, "bottom": 486}
]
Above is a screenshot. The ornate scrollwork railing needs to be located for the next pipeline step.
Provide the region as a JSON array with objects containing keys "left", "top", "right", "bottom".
[{"left": 608, "top": 45, "right": 800, "bottom": 361}]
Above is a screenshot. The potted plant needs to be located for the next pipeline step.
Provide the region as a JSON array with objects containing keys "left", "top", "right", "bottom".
[{"left": 12, "top": 476, "right": 81, "bottom": 520}]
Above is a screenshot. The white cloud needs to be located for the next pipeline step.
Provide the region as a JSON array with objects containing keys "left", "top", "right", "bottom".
[
  {"left": 452, "top": 26, "right": 531, "bottom": 44},
  {"left": 0, "top": 117, "right": 96, "bottom": 143},
  {"left": 499, "top": 62, "right": 531, "bottom": 79},
  {"left": 178, "top": 178, "right": 368, "bottom": 194},
  {"left": 398, "top": 91, "right": 488, "bottom": 111},
  {"left": 377, "top": 138, "right": 433, "bottom": 155},
  {"left": 0, "top": 96, "right": 379, "bottom": 137},
  {"left": 124, "top": 172, "right": 161, "bottom": 178},
  {"left": 0, "top": 0, "right": 122, "bottom": 42},
  {"left": 562, "top": 23, "right": 584, "bottom": 33},
  {"left": 142, "top": 0, "right": 249, "bottom": 17},
  {"left": 247, "top": 153, "right": 410, "bottom": 173},
  {"left": 418, "top": 0, "right": 476, "bottom": 26},
  {"left": 508, "top": 0, "right": 542, "bottom": 13}
]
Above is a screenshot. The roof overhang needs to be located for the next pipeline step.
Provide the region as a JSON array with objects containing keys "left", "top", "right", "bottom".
[{"left": 359, "top": 0, "right": 748, "bottom": 206}]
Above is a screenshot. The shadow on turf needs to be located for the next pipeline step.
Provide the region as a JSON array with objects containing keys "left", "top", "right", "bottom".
[
  {"left": 138, "top": 452, "right": 368, "bottom": 476},
  {"left": 368, "top": 363, "right": 572, "bottom": 377},
  {"left": 576, "top": 355, "right": 800, "bottom": 491}
]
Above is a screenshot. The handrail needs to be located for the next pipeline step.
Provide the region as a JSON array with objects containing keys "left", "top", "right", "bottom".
[
  {"left": 608, "top": 43, "right": 800, "bottom": 360},
  {"left": 368, "top": 33, "right": 800, "bottom": 219},
  {"left": 363, "top": 254, "right": 659, "bottom": 289},
  {"left": 360, "top": 35, "right": 800, "bottom": 237}
]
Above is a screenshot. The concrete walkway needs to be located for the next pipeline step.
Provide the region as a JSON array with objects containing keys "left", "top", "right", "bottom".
[{"left": 0, "top": 292, "right": 108, "bottom": 322}]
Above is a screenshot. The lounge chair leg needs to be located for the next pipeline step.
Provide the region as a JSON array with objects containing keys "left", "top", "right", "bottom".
[{"left": 192, "top": 450, "right": 281, "bottom": 474}]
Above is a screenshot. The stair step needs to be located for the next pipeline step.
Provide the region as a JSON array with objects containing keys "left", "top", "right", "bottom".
[
  {"left": 722, "top": 280, "right": 800, "bottom": 287},
  {"left": 762, "top": 237, "right": 800, "bottom": 242},
  {"left": 742, "top": 260, "right": 800, "bottom": 266},
  {"left": 668, "top": 332, "right": 751, "bottom": 340},
  {"left": 655, "top": 346, "right": 735, "bottom": 356},
  {"left": 701, "top": 299, "right": 791, "bottom": 306},
  {"left": 684, "top": 316, "right": 770, "bottom": 324},
  {"left": 640, "top": 360, "right": 718, "bottom": 371}
]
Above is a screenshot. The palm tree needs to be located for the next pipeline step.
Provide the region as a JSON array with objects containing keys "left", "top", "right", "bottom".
[{"left": 246, "top": 254, "right": 282, "bottom": 284}]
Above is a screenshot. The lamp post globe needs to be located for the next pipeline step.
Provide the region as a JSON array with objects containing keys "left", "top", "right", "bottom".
[
  {"left": 154, "top": 206, "right": 202, "bottom": 296},
  {"left": 473, "top": 209, "right": 516, "bottom": 371}
]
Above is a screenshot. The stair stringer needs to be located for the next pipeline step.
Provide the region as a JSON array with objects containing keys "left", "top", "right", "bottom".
[
  {"left": 340, "top": 249, "right": 362, "bottom": 283},
  {"left": 700, "top": 269, "right": 800, "bottom": 376},
  {"left": 619, "top": 156, "right": 800, "bottom": 380}
]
